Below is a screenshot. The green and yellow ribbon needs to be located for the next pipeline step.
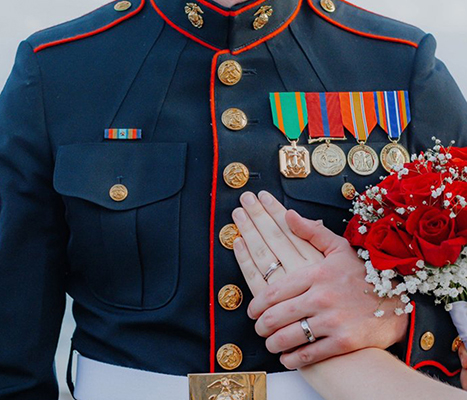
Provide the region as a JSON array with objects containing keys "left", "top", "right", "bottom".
[{"left": 270, "top": 92, "right": 308, "bottom": 141}]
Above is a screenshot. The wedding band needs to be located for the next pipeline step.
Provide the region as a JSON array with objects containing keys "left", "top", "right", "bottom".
[
  {"left": 263, "top": 261, "right": 282, "bottom": 282},
  {"left": 300, "top": 318, "right": 316, "bottom": 343}
]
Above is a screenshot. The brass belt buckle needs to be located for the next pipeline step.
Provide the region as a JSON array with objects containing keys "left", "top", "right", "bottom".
[{"left": 188, "top": 372, "right": 267, "bottom": 400}]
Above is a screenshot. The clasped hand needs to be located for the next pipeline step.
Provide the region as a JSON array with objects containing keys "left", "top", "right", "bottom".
[{"left": 232, "top": 191, "right": 409, "bottom": 369}]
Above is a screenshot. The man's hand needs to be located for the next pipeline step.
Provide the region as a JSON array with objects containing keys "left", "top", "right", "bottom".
[{"left": 232, "top": 191, "right": 409, "bottom": 370}]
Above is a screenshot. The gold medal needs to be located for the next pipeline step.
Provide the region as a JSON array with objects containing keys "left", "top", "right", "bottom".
[
  {"left": 380, "top": 142, "right": 410, "bottom": 173},
  {"left": 311, "top": 142, "right": 346, "bottom": 177},
  {"left": 279, "top": 141, "right": 311, "bottom": 178},
  {"left": 348, "top": 143, "right": 379, "bottom": 176}
]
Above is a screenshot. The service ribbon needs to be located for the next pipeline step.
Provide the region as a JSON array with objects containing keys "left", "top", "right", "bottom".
[
  {"left": 270, "top": 92, "right": 308, "bottom": 141},
  {"left": 374, "top": 90, "right": 411, "bottom": 140},
  {"left": 306, "top": 92, "right": 345, "bottom": 140},
  {"left": 339, "top": 92, "right": 377, "bottom": 143}
]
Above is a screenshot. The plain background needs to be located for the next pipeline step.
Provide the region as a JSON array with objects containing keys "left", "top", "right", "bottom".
[{"left": 0, "top": 1, "right": 466, "bottom": 399}]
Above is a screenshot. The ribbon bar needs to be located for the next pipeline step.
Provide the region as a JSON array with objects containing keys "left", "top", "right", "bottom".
[{"left": 104, "top": 129, "right": 142, "bottom": 140}]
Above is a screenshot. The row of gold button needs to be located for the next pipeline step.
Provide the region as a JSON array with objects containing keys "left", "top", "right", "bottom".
[{"left": 216, "top": 59, "right": 247, "bottom": 371}]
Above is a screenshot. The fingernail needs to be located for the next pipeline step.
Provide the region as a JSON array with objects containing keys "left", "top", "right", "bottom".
[
  {"left": 233, "top": 208, "right": 247, "bottom": 223},
  {"left": 233, "top": 238, "right": 244, "bottom": 251},
  {"left": 242, "top": 193, "right": 256, "bottom": 206},
  {"left": 259, "top": 191, "right": 273, "bottom": 206}
]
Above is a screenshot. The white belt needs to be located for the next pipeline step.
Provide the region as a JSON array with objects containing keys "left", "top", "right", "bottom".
[{"left": 74, "top": 354, "right": 324, "bottom": 400}]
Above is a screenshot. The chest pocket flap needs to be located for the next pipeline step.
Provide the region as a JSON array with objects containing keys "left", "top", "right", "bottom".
[{"left": 53, "top": 142, "right": 187, "bottom": 209}]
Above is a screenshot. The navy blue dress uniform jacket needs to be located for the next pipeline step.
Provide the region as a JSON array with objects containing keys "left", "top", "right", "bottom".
[{"left": 1, "top": 0, "right": 467, "bottom": 398}]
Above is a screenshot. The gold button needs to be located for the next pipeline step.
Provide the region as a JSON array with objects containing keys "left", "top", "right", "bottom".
[
  {"left": 223, "top": 162, "right": 250, "bottom": 189},
  {"left": 219, "top": 223, "right": 241, "bottom": 250},
  {"left": 217, "top": 343, "right": 243, "bottom": 370},
  {"left": 221, "top": 108, "right": 248, "bottom": 131},
  {"left": 320, "top": 0, "right": 336, "bottom": 13},
  {"left": 109, "top": 184, "right": 128, "bottom": 202},
  {"left": 218, "top": 60, "right": 243, "bottom": 86},
  {"left": 342, "top": 182, "right": 356, "bottom": 200},
  {"left": 452, "top": 336, "right": 463, "bottom": 352},
  {"left": 114, "top": 1, "right": 132, "bottom": 12},
  {"left": 420, "top": 332, "right": 435, "bottom": 351},
  {"left": 218, "top": 284, "right": 243, "bottom": 311}
]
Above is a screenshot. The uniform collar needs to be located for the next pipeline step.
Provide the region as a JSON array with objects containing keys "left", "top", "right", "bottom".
[{"left": 150, "top": 0, "right": 301, "bottom": 53}]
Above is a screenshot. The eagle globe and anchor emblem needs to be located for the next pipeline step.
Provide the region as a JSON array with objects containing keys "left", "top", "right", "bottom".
[{"left": 207, "top": 377, "right": 247, "bottom": 400}]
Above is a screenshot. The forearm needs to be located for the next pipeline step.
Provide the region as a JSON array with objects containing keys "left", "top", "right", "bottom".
[{"left": 299, "top": 348, "right": 467, "bottom": 400}]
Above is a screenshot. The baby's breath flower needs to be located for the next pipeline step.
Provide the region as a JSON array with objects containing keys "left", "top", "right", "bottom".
[{"left": 374, "top": 310, "right": 385, "bottom": 318}]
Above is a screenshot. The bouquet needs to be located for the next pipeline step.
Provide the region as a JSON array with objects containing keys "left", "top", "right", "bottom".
[{"left": 344, "top": 138, "right": 467, "bottom": 342}]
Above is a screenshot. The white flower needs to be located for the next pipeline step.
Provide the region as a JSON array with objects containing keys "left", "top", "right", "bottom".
[
  {"left": 416, "top": 260, "right": 426, "bottom": 269},
  {"left": 446, "top": 192, "right": 453, "bottom": 199},
  {"left": 445, "top": 303, "right": 453, "bottom": 312},
  {"left": 404, "top": 303, "right": 414, "bottom": 314},
  {"left": 374, "top": 310, "right": 385, "bottom": 318},
  {"left": 401, "top": 294, "right": 411, "bottom": 304},
  {"left": 394, "top": 308, "right": 404, "bottom": 316},
  {"left": 358, "top": 225, "right": 368, "bottom": 235},
  {"left": 393, "top": 283, "right": 407, "bottom": 296},
  {"left": 396, "top": 208, "right": 406, "bottom": 215}
]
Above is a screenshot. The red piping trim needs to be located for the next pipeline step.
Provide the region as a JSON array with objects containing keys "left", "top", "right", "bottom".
[
  {"left": 151, "top": 0, "right": 301, "bottom": 54},
  {"left": 232, "top": 0, "right": 303, "bottom": 55},
  {"left": 405, "top": 301, "right": 416, "bottom": 366},
  {"left": 413, "top": 361, "right": 462, "bottom": 377},
  {"left": 307, "top": 0, "right": 419, "bottom": 49},
  {"left": 34, "top": 0, "right": 145, "bottom": 53},
  {"left": 196, "top": 0, "right": 267, "bottom": 17},
  {"left": 209, "top": 49, "right": 230, "bottom": 372},
  {"left": 150, "top": 0, "right": 221, "bottom": 52}
]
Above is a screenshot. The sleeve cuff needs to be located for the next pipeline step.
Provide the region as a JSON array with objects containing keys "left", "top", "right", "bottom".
[{"left": 395, "top": 296, "right": 462, "bottom": 387}]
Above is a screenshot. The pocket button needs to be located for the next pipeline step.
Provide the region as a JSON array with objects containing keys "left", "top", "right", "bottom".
[{"left": 109, "top": 184, "right": 129, "bottom": 202}]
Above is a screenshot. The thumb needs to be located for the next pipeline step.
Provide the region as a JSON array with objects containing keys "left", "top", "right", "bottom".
[{"left": 285, "top": 210, "right": 344, "bottom": 256}]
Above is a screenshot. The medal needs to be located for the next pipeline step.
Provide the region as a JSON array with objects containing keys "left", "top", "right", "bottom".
[
  {"left": 279, "top": 141, "right": 311, "bottom": 178},
  {"left": 348, "top": 143, "right": 379, "bottom": 176},
  {"left": 270, "top": 92, "right": 311, "bottom": 178},
  {"left": 311, "top": 142, "right": 346, "bottom": 177},
  {"left": 306, "top": 92, "right": 347, "bottom": 177},
  {"left": 380, "top": 142, "right": 410, "bottom": 173},
  {"left": 374, "top": 91, "right": 412, "bottom": 173},
  {"left": 340, "top": 92, "right": 379, "bottom": 176}
]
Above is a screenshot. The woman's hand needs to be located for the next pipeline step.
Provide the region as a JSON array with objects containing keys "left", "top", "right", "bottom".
[
  {"left": 232, "top": 191, "right": 409, "bottom": 369},
  {"left": 459, "top": 343, "right": 467, "bottom": 389}
]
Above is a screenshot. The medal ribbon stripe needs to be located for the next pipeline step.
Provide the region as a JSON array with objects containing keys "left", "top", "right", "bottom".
[
  {"left": 306, "top": 92, "right": 345, "bottom": 139},
  {"left": 295, "top": 92, "right": 306, "bottom": 132},
  {"left": 340, "top": 92, "right": 377, "bottom": 142},
  {"left": 374, "top": 91, "right": 388, "bottom": 133},
  {"left": 374, "top": 91, "right": 411, "bottom": 140},
  {"left": 270, "top": 92, "right": 308, "bottom": 141}
]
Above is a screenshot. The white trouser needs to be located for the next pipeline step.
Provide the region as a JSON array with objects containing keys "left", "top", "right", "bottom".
[{"left": 74, "top": 354, "right": 325, "bottom": 400}]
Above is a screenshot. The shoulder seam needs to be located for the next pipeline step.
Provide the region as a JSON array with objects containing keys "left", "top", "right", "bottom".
[
  {"left": 33, "top": 0, "right": 146, "bottom": 53},
  {"left": 307, "top": 0, "right": 419, "bottom": 48}
]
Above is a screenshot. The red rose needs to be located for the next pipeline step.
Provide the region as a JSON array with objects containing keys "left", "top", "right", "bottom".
[
  {"left": 378, "top": 173, "right": 404, "bottom": 208},
  {"left": 406, "top": 206, "right": 467, "bottom": 267},
  {"left": 447, "top": 147, "right": 467, "bottom": 166},
  {"left": 399, "top": 172, "right": 444, "bottom": 207},
  {"left": 365, "top": 215, "right": 420, "bottom": 275},
  {"left": 344, "top": 215, "right": 368, "bottom": 248}
]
